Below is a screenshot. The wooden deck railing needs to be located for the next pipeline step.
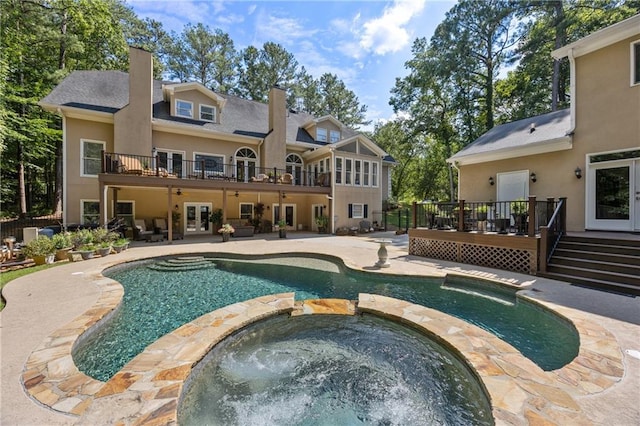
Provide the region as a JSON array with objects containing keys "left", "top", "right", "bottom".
[{"left": 412, "top": 196, "right": 560, "bottom": 236}]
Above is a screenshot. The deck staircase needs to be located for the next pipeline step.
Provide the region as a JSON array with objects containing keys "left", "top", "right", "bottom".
[{"left": 542, "top": 235, "right": 640, "bottom": 295}]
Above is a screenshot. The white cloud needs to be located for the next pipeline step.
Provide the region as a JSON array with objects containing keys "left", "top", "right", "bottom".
[
  {"left": 254, "top": 10, "right": 316, "bottom": 46},
  {"left": 217, "top": 13, "right": 245, "bottom": 26},
  {"left": 358, "top": 0, "right": 426, "bottom": 55},
  {"left": 247, "top": 4, "right": 257, "bottom": 15}
]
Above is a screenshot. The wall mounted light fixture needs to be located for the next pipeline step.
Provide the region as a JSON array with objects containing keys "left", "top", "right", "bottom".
[
  {"left": 574, "top": 167, "right": 582, "bottom": 179},
  {"left": 235, "top": 191, "right": 239, "bottom": 197},
  {"left": 530, "top": 172, "right": 537, "bottom": 183},
  {"left": 282, "top": 192, "right": 287, "bottom": 199},
  {"left": 176, "top": 189, "right": 182, "bottom": 196},
  {"left": 489, "top": 177, "right": 495, "bottom": 186},
  {"left": 174, "top": 204, "right": 179, "bottom": 210}
]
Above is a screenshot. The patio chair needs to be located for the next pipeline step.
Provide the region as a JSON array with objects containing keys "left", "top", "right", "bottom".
[
  {"left": 250, "top": 173, "right": 270, "bottom": 183},
  {"left": 153, "top": 218, "right": 170, "bottom": 238},
  {"left": 279, "top": 173, "right": 294, "bottom": 184},
  {"left": 134, "top": 219, "right": 154, "bottom": 241}
]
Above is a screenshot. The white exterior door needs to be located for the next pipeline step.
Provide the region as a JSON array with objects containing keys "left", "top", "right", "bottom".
[
  {"left": 586, "top": 157, "right": 639, "bottom": 232},
  {"left": 497, "top": 171, "right": 529, "bottom": 202},
  {"left": 184, "top": 203, "right": 212, "bottom": 235}
]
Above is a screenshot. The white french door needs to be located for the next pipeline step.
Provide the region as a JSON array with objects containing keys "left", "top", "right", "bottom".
[
  {"left": 184, "top": 203, "right": 212, "bottom": 235},
  {"left": 273, "top": 204, "right": 296, "bottom": 228},
  {"left": 587, "top": 158, "right": 639, "bottom": 232}
]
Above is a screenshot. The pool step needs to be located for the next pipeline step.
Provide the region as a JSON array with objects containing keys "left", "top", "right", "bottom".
[
  {"left": 147, "top": 256, "right": 216, "bottom": 272},
  {"left": 541, "top": 235, "right": 640, "bottom": 296}
]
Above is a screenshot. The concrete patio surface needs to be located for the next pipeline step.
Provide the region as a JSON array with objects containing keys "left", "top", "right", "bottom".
[{"left": 1, "top": 232, "right": 638, "bottom": 425}]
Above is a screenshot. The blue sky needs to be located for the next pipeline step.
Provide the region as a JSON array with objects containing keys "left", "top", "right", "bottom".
[{"left": 127, "top": 0, "right": 456, "bottom": 130}]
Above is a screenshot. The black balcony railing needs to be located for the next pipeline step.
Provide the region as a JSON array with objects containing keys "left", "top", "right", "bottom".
[
  {"left": 101, "top": 151, "right": 331, "bottom": 187},
  {"left": 412, "top": 197, "right": 561, "bottom": 236}
]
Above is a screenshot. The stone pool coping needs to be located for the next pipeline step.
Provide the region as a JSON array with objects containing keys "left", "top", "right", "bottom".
[{"left": 21, "top": 275, "right": 623, "bottom": 425}]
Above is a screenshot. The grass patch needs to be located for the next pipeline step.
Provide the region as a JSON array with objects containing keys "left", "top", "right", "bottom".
[{"left": 0, "top": 263, "right": 62, "bottom": 310}]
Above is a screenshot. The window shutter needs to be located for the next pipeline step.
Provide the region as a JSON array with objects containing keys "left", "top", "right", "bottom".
[
  {"left": 348, "top": 203, "right": 353, "bottom": 218},
  {"left": 364, "top": 204, "right": 368, "bottom": 218}
]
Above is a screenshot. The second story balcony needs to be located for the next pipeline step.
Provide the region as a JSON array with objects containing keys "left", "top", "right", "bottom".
[{"left": 100, "top": 151, "right": 331, "bottom": 188}]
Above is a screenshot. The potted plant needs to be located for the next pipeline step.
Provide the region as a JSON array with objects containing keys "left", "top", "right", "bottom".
[
  {"left": 51, "top": 232, "right": 73, "bottom": 261},
  {"left": 209, "top": 208, "right": 223, "bottom": 232},
  {"left": 315, "top": 215, "right": 329, "bottom": 233},
  {"left": 510, "top": 199, "right": 528, "bottom": 234},
  {"left": 475, "top": 205, "right": 488, "bottom": 221},
  {"left": 112, "top": 237, "right": 129, "bottom": 253},
  {"left": 218, "top": 223, "right": 235, "bottom": 242},
  {"left": 22, "top": 236, "right": 56, "bottom": 265},
  {"left": 277, "top": 219, "right": 287, "bottom": 238}
]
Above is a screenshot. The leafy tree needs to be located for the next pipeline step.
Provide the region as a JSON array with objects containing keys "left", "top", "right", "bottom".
[{"left": 234, "top": 42, "right": 298, "bottom": 102}]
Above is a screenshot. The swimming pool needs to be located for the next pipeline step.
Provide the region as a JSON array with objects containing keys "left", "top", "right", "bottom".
[{"left": 73, "top": 254, "right": 579, "bottom": 381}]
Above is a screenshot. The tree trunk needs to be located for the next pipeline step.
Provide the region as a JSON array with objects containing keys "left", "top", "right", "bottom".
[
  {"left": 551, "top": 1, "right": 566, "bottom": 110},
  {"left": 53, "top": 9, "right": 68, "bottom": 215}
]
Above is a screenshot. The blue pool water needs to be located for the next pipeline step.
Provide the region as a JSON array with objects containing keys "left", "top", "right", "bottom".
[
  {"left": 178, "top": 315, "right": 493, "bottom": 425},
  {"left": 74, "top": 254, "right": 579, "bottom": 382}
]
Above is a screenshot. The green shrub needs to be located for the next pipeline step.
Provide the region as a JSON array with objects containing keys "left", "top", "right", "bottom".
[
  {"left": 22, "top": 237, "right": 55, "bottom": 258},
  {"left": 51, "top": 232, "right": 72, "bottom": 250}
]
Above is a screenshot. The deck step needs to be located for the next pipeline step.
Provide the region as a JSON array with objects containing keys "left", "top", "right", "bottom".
[
  {"left": 545, "top": 235, "right": 640, "bottom": 295},
  {"left": 539, "top": 272, "right": 640, "bottom": 296}
]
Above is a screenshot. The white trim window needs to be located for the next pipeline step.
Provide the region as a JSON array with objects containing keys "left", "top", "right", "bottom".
[
  {"left": 81, "top": 200, "right": 100, "bottom": 225},
  {"left": 156, "top": 149, "right": 184, "bottom": 177},
  {"left": 317, "top": 127, "right": 327, "bottom": 142},
  {"left": 199, "top": 104, "right": 216, "bottom": 122},
  {"left": 363, "top": 161, "right": 370, "bottom": 186},
  {"left": 354, "top": 160, "right": 362, "bottom": 186},
  {"left": 632, "top": 40, "right": 640, "bottom": 86},
  {"left": 335, "top": 157, "right": 343, "bottom": 184},
  {"left": 194, "top": 152, "right": 224, "bottom": 176},
  {"left": 330, "top": 130, "right": 340, "bottom": 143},
  {"left": 240, "top": 203, "right": 254, "bottom": 221},
  {"left": 372, "top": 161, "right": 379, "bottom": 187},
  {"left": 349, "top": 203, "right": 365, "bottom": 219},
  {"left": 286, "top": 153, "right": 303, "bottom": 184},
  {"left": 176, "top": 100, "right": 193, "bottom": 118},
  {"left": 345, "top": 158, "right": 352, "bottom": 185},
  {"left": 81, "top": 139, "right": 105, "bottom": 177}
]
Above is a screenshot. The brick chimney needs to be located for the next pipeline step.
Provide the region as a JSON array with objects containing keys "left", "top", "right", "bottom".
[
  {"left": 262, "top": 86, "right": 287, "bottom": 170},
  {"left": 114, "top": 46, "right": 153, "bottom": 155}
]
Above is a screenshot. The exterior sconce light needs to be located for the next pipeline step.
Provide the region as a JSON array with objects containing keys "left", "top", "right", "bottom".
[
  {"left": 282, "top": 192, "right": 287, "bottom": 199},
  {"left": 489, "top": 177, "right": 495, "bottom": 186},
  {"left": 176, "top": 189, "right": 182, "bottom": 196},
  {"left": 174, "top": 204, "right": 179, "bottom": 210},
  {"left": 530, "top": 172, "right": 537, "bottom": 183},
  {"left": 574, "top": 167, "right": 582, "bottom": 179},
  {"left": 234, "top": 191, "right": 239, "bottom": 197}
]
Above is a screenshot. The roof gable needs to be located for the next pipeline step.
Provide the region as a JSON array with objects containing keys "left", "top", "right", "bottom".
[{"left": 448, "top": 109, "right": 572, "bottom": 165}]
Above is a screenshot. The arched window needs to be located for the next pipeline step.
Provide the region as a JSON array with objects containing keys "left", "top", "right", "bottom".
[
  {"left": 286, "top": 153, "right": 303, "bottom": 184},
  {"left": 235, "top": 148, "right": 258, "bottom": 182}
]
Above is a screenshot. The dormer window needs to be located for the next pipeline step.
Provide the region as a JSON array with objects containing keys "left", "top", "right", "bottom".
[
  {"left": 330, "top": 130, "right": 340, "bottom": 143},
  {"left": 200, "top": 104, "right": 217, "bottom": 122},
  {"left": 176, "top": 100, "right": 193, "bottom": 118},
  {"left": 317, "top": 128, "right": 327, "bottom": 142}
]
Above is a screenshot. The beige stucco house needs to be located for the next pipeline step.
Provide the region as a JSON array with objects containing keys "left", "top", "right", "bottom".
[
  {"left": 448, "top": 14, "right": 640, "bottom": 233},
  {"left": 40, "top": 47, "right": 394, "bottom": 239}
]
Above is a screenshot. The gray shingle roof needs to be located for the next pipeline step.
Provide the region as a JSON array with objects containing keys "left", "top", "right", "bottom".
[
  {"left": 41, "top": 70, "right": 359, "bottom": 145},
  {"left": 449, "top": 109, "right": 571, "bottom": 160}
]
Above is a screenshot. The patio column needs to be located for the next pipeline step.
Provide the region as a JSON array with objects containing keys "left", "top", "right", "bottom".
[
  {"left": 167, "top": 186, "right": 173, "bottom": 243},
  {"left": 222, "top": 188, "right": 228, "bottom": 223},
  {"left": 100, "top": 182, "right": 108, "bottom": 227}
]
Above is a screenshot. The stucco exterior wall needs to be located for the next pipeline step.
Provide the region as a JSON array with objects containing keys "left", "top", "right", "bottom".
[
  {"left": 169, "top": 89, "right": 223, "bottom": 123},
  {"left": 65, "top": 118, "right": 114, "bottom": 223},
  {"left": 458, "top": 35, "right": 639, "bottom": 233}
]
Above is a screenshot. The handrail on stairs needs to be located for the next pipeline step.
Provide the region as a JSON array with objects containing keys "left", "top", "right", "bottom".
[{"left": 539, "top": 197, "right": 567, "bottom": 273}]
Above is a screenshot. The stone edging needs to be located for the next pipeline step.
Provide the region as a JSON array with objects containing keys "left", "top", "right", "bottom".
[{"left": 21, "top": 275, "right": 624, "bottom": 425}]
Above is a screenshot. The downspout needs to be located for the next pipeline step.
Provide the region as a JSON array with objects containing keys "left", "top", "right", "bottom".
[
  {"left": 567, "top": 48, "right": 576, "bottom": 136},
  {"left": 61, "top": 112, "right": 67, "bottom": 228}
]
